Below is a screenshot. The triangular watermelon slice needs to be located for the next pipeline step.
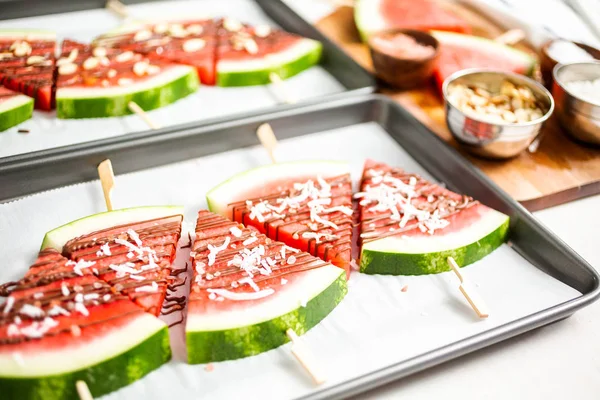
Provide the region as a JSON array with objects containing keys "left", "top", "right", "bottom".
[
  {"left": 356, "top": 160, "right": 509, "bottom": 275},
  {"left": 354, "top": 0, "right": 471, "bottom": 42},
  {"left": 0, "top": 30, "right": 56, "bottom": 111},
  {"left": 0, "top": 85, "right": 33, "bottom": 132},
  {"left": 95, "top": 18, "right": 220, "bottom": 85},
  {"left": 41, "top": 206, "right": 184, "bottom": 316},
  {"left": 431, "top": 31, "right": 538, "bottom": 94},
  {"left": 206, "top": 161, "right": 353, "bottom": 276},
  {"left": 0, "top": 249, "right": 171, "bottom": 399},
  {"left": 215, "top": 18, "right": 322, "bottom": 86},
  {"left": 55, "top": 39, "right": 198, "bottom": 119},
  {"left": 186, "top": 210, "right": 347, "bottom": 364}
]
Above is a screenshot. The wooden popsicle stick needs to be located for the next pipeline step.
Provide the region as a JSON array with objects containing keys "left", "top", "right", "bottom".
[
  {"left": 256, "top": 123, "right": 278, "bottom": 164},
  {"left": 97, "top": 159, "right": 115, "bottom": 212},
  {"left": 447, "top": 257, "right": 489, "bottom": 318},
  {"left": 269, "top": 72, "right": 297, "bottom": 105},
  {"left": 286, "top": 329, "right": 326, "bottom": 385},
  {"left": 76, "top": 380, "right": 94, "bottom": 400},
  {"left": 106, "top": 0, "right": 129, "bottom": 18},
  {"left": 494, "top": 29, "right": 526, "bottom": 46},
  {"left": 128, "top": 101, "right": 162, "bottom": 130}
]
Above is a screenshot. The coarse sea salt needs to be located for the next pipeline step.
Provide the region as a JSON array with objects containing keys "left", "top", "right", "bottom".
[{"left": 565, "top": 78, "right": 600, "bottom": 104}]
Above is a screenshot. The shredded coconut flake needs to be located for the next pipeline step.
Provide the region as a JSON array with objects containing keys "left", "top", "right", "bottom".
[
  {"left": 238, "top": 277, "right": 260, "bottom": 292},
  {"left": 135, "top": 281, "right": 159, "bottom": 293},
  {"left": 3, "top": 296, "right": 14, "bottom": 314},
  {"left": 229, "top": 226, "right": 243, "bottom": 237},
  {"left": 206, "top": 288, "right": 274, "bottom": 301}
]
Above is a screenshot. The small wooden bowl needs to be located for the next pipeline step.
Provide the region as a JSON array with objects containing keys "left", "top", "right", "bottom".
[
  {"left": 368, "top": 29, "right": 440, "bottom": 90},
  {"left": 540, "top": 39, "right": 600, "bottom": 88}
]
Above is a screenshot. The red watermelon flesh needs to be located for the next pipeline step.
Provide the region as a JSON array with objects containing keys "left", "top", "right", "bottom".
[
  {"left": 0, "top": 36, "right": 56, "bottom": 110},
  {"left": 189, "top": 210, "right": 335, "bottom": 313},
  {"left": 431, "top": 31, "right": 537, "bottom": 94},
  {"left": 62, "top": 215, "right": 183, "bottom": 316},
  {"left": 95, "top": 19, "right": 220, "bottom": 85},
  {"left": 226, "top": 174, "right": 353, "bottom": 277},
  {"left": 0, "top": 249, "right": 147, "bottom": 355},
  {"left": 378, "top": 0, "right": 470, "bottom": 34}
]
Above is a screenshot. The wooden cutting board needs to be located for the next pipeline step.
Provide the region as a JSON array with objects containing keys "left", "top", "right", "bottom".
[{"left": 315, "top": 4, "right": 600, "bottom": 211}]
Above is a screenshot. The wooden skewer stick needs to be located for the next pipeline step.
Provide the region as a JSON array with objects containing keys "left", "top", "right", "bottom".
[
  {"left": 106, "top": 0, "right": 129, "bottom": 18},
  {"left": 98, "top": 159, "right": 115, "bottom": 212},
  {"left": 76, "top": 380, "right": 94, "bottom": 400},
  {"left": 128, "top": 101, "right": 162, "bottom": 130},
  {"left": 494, "top": 29, "right": 526, "bottom": 46},
  {"left": 256, "top": 123, "right": 278, "bottom": 164},
  {"left": 269, "top": 72, "right": 296, "bottom": 105},
  {"left": 447, "top": 257, "right": 489, "bottom": 318},
  {"left": 286, "top": 329, "right": 326, "bottom": 385}
]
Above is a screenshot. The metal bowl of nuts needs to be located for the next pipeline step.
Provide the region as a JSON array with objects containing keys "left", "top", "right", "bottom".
[
  {"left": 552, "top": 61, "right": 600, "bottom": 145},
  {"left": 443, "top": 69, "right": 554, "bottom": 159}
]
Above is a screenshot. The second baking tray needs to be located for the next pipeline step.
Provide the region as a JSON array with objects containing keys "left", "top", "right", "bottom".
[
  {"left": 0, "top": 94, "right": 597, "bottom": 399},
  {"left": 0, "top": 0, "right": 374, "bottom": 159}
]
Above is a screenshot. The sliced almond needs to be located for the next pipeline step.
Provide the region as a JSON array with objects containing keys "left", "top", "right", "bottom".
[
  {"left": 83, "top": 57, "right": 100, "bottom": 70},
  {"left": 0, "top": 52, "right": 13, "bottom": 59},
  {"left": 93, "top": 47, "right": 107, "bottom": 58},
  {"left": 254, "top": 24, "right": 272, "bottom": 38},
  {"left": 223, "top": 18, "right": 242, "bottom": 32},
  {"left": 146, "top": 65, "right": 161, "bottom": 75},
  {"left": 115, "top": 51, "right": 134, "bottom": 63},
  {"left": 101, "top": 79, "right": 110, "bottom": 87},
  {"left": 56, "top": 57, "right": 70, "bottom": 66},
  {"left": 169, "top": 23, "right": 188, "bottom": 38},
  {"left": 68, "top": 49, "right": 79, "bottom": 62},
  {"left": 133, "top": 60, "right": 149, "bottom": 76},
  {"left": 502, "top": 110, "right": 517, "bottom": 123},
  {"left": 186, "top": 24, "right": 204, "bottom": 35},
  {"left": 13, "top": 42, "right": 32, "bottom": 57},
  {"left": 243, "top": 38, "right": 259, "bottom": 55},
  {"left": 107, "top": 69, "right": 117, "bottom": 78},
  {"left": 154, "top": 23, "right": 169, "bottom": 34},
  {"left": 134, "top": 29, "right": 152, "bottom": 42},
  {"left": 117, "top": 78, "right": 133, "bottom": 86},
  {"left": 58, "top": 63, "right": 78, "bottom": 75},
  {"left": 100, "top": 56, "right": 111, "bottom": 66},
  {"left": 183, "top": 38, "right": 206, "bottom": 53},
  {"left": 26, "top": 55, "right": 46, "bottom": 65}
]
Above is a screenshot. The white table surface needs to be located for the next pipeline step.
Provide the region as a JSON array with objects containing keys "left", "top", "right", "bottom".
[{"left": 283, "top": 1, "right": 600, "bottom": 398}]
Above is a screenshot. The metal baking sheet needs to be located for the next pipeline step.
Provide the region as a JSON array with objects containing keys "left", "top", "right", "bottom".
[
  {"left": 0, "top": 94, "right": 597, "bottom": 400},
  {"left": 0, "top": 0, "right": 374, "bottom": 158}
]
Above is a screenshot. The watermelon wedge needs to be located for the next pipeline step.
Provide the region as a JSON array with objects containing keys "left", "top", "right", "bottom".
[
  {"left": 0, "top": 30, "right": 56, "bottom": 110},
  {"left": 0, "top": 249, "right": 171, "bottom": 400},
  {"left": 354, "top": 0, "right": 471, "bottom": 42},
  {"left": 216, "top": 19, "right": 322, "bottom": 86},
  {"left": 41, "top": 206, "right": 184, "bottom": 316},
  {"left": 95, "top": 18, "right": 220, "bottom": 85},
  {"left": 356, "top": 160, "right": 509, "bottom": 275},
  {"left": 431, "top": 31, "right": 538, "bottom": 93},
  {"left": 186, "top": 210, "right": 347, "bottom": 364},
  {"left": 206, "top": 161, "right": 353, "bottom": 275},
  {"left": 0, "top": 85, "right": 33, "bottom": 131},
  {"left": 55, "top": 40, "right": 199, "bottom": 119}
]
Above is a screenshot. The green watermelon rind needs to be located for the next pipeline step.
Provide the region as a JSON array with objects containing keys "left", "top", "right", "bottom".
[
  {"left": 354, "top": 0, "right": 386, "bottom": 42},
  {"left": 206, "top": 160, "right": 350, "bottom": 217},
  {"left": 41, "top": 205, "right": 185, "bottom": 251},
  {"left": 0, "top": 325, "right": 171, "bottom": 400},
  {"left": 360, "top": 210, "right": 509, "bottom": 275},
  {"left": 0, "top": 94, "right": 33, "bottom": 132},
  {"left": 430, "top": 30, "right": 538, "bottom": 76},
  {"left": 186, "top": 270, "right": 347, "bottom": 364},
  {"left": 55, "top": 66, "right": 199, "bottom": 119},
  {"left": 216, "top": 39, "right": 322, "bottom": 87}
]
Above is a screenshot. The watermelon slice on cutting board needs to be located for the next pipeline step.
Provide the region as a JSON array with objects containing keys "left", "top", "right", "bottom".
[
  {"left": 0, "top": 30, "right": 56, "bottom": 111},
  {"left": 186, "top": 210, "right": 347, "bottom": 364},
  {"left": 356, "top": 160, "right": 509, "bottom": 275},
  {"left": 41, "top": 205, "right": 184, "bottom": 316},
  {"left": 55, "top": 40, "right": 199, "bottom": 119},
  {"left": 95, "top": 18, "right": 220, "bottom": 85},
  {"left": 0, "top": 249, "right": 171, "bottom": 400},
  {"left": 431, "top": 31, "right": 538, "bottom": 93},
  {"left": 354, "top": 0, "right": 471, "bottom": 42},
  {"left": 206, "top": 160, "right": 353, "bottom": 275},
  {"left": 216, "top": 19, "right": 322, "bottom": 87},
  {"left": 0, "top": 85, "right": 33, "bottom": 132}
]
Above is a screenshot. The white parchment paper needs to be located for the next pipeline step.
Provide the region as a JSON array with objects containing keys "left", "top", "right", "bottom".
[
  {"left": 0, "top": 122, "right": 580, "bottom": 399},
  {"left": 0, "top": 0, "right": 345, "bottom": 158}
]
